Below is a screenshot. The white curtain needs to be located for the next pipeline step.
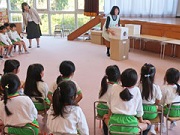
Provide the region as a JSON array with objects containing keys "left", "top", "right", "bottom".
[{"left": 104, "top": 0, "right": 178, "bottom": 17}]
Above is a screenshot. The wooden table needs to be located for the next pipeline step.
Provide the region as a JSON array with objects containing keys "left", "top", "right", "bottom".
[{"left": 129, "top": 34, "right": 175, "bottom": 58}]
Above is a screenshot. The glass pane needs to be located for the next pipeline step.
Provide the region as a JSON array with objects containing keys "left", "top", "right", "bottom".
[
  {"left": 78, "top": 0, "right": 84, "bottom": 9},
  {"left": 0, "top": 0, "right": 7, "bottom": 8},
  {"left": 51, "top": 14, "right": 75, "bottom": 34},
  {"left": 77, "top": 14, "right": 90, "bottom": 28},
  {"left": 10, "top": 13, "right": 22, "bottom": 22},
  {"left": 50, "top": 0, "right": 75, "bottom": 11},
  {"left": 99, "top": 0, "right": 104, "bottom": 12},
  {"left": 36, "top": 0, "right": 47, "bottom": 9},
  {"left": 10, "top": 0, "right": 33, "bottom": 11},
  {"left": 39, "top": 13, "right": 49, "bottom": 34}
]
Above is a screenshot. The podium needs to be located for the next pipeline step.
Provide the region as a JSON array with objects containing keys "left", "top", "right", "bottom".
[{"left": 109, "top": 27, "right": 130, "bottom": 61}]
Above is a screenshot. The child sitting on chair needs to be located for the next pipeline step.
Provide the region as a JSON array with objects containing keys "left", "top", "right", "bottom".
[
  {"left": 8, "top": 23, "right": 29, "bottom": 54},
  {"left": 0, "top": 26, "right": 13, "bottom": 58},
  {"left": 47, "top": 81, "right": 89, "bottom": 135},
  {"left": 161, "top": 68, "right": 180, "bottom": 131},
  {"left": 0, "top": 73, "right": 39, "bottom": 135}
]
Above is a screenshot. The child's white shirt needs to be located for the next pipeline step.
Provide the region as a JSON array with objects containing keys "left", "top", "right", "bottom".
[
  {"left": 47, "top": 105, "right": 89, "bottom": 135},
  {"left": 0, "top": 33, "right": 12, "bottom": 45},
  {"left": 161, "top": 84, "right": 180, "bottom": 105},
  {"left": 37, "top": 81, "right": 49, "bottom": 99},
  {"left": 0, "top": 96, "right": 37, "bottom": 126},
  {"left": 108, "top": 84, "right": 144, "bottom": 117},
  {"left": 139, "top": 83, "right": 162, "bottom": 104},
  {"left": 9, "top": 30, "right": 22, "bottom": 42}
]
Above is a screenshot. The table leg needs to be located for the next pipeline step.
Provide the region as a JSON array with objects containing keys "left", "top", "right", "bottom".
[
  {"left": 173, "top": 44, "right": 177, "bottom": 58},
  {"left": 163, "top": 43, "right": 166, "bottom": 59}
]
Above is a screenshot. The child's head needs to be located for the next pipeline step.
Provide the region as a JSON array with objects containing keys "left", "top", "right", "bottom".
[
  {"left": 1, "top": 73, "right": 21, "bottom": 116},
  {"left": 164, "top": 68, "right": 180, "bottom": 95},
  {"left": 99, "top": 65, "right": 121, "bottom": 98},
  {"left": 120, "top": 68, "right": 138, "bottom": 101},
  {"left": 0, "top": 25, "right": 7, "bottom": 33},
  {"left": 59, "top": 61, "right": 75, "bottom": 78},
  {"left": 4, "top": 23, "right": 10, "bottom": 31},
  {"left": 3, "top": 59, "right": 20, "bottom": 74},
  {"left": 52, "top": 81, "right": 77, "bottom": 118},
  {"left": 24, "top": 64, "right": 44, "bottom": 97},
  {"left": 140, "top": 63, "right": 156, "bottom": 100},
  {"left": 110, "top": 6, "right": 120, "bottom": 15},
  {"left": 10, "top": 23, "right": 17, "bottom": 31}
]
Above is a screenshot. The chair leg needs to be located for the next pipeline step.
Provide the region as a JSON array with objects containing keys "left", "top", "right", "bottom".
[
  {"left": 166, "top": 119, "right": 168, "bottom": 135},
  {"left": 94, "top": 117, "right": 96, "bottom": 135}
]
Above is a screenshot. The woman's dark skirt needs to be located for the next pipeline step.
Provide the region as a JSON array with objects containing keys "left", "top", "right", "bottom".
[{"left": 26, "top": 21, "right": 42, "bottom": 39}]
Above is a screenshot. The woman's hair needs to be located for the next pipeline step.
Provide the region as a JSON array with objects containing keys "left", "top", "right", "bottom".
[
  {"left": 164, "top": 68, "right": 180, "bottom": 95},
  {"left": 59, "top": 61, "right": 75, "bottom": 78},
  {"left": 120, "top": 68, "right": 138, "bottom": 101},
  {"left": 52, "top": 81, "right": 77, "bottom": 118},
  {"left": 140, "top": 63, "right": 156, "bottom": 101},
  {"left": 110, "top": 6, "right": 120, "bottom": 15},
  {"left": 99, "top": 65, "right": 121, "bottom": 98},
  {"left": 10, "top": 23, "right": 16, "bottom": 28},
  {"left": 1, "top": 73, "right": 21, "bottom": 116},
  {"left": 3, "top": 59, "right": 20, "bottom": 74},
  {"left": 21, "top": 2, "right": 30, "bottom": 12},
  {"left": 24, "top": 64, "right": 44, "bottom": 97}
]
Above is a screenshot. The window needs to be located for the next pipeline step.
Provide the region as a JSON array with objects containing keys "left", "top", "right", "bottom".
[
  {"left": 50, "top": 0, "right": 75, "bottom": 11},
  {"left": 78, "top": 0, "right": 84, "bottom": 9},
  {"left": 0, "top": 0, "right": 7, "bottom": 8},
  {"left": 51, "top": 14, "right": 75, "bottom": 34},
  {"left": 39, "top": 13, "right": 49, "bottom": 34},
  {"left": 36, "top": 0, "right": 47, "bottom": 9},
  {"left": 99, "top": 0, "right": 104, "bottom": 12},
  {"left": 10, "top": 13, "right": 22, "bottom": 22},
  {"left": 10, "top": 0, "right": 33, "bottom": 11},
  {"left": 77, "top": 14, "right": 90, "bottom": 28}
]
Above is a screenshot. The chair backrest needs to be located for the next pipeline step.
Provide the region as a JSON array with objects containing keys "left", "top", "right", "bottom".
[
  {"left": 109, "top": 124, "right": 142, "bottom": 135},
  {"left": 166, "top": 101, "right": 180, "bottom": 118},
  {"left": 3, "top": 125, "right": 36, "bottom": 135},
  {"left": 94, "top": 101, "right": 108, "bottom": 119},
  {"left": 54, "top": 25, "right": 62, "bottom": 31}
]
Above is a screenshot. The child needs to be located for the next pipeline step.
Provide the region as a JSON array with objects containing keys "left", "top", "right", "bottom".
[
  {"left": 161, "top": 68, "right": 180, "bottom": 130},
  {"left": 47, "top": 80, "right": 89, "bottom": 134},
  {"left": 98, "top": 65, "right": 121, "bottom": 135},
  {"left": 24, "top": 63, "right": 50, "bottom": 110},
  {"left": 0, "top": 26, "right": 13, "bottom": 58},
  {"left": 3, "top": 59, "right": 24, "bottom": 95},
  {"left": 48, "top": 60, "right": 83, "bottom": 103},
  {"left": 9, "top": 23, "right": 29, "bottom": 54},
  {"left": 139, "top": 63, "right": 162, "bottom": 134},
  {"left": 104, "top": 68, "right": 151, "bottom": 135},
  {"left": 0, "top": 73, "right": 39, "bottom": 135},
  {"left": 3, "top": 59, "right": 20, "bottom": 74}
]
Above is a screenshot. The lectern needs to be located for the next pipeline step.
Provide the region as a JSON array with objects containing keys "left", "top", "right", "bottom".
[{"left": 109, "top": 27, "right": 129, "bottom": 61}]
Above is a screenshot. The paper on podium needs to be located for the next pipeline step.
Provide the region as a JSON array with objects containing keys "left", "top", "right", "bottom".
[
  {"left": 109, "top": 27, "right": 129, "bottom": 40},
  {"left": 125, "top": 24, "right": 141, "bottom": 35}
]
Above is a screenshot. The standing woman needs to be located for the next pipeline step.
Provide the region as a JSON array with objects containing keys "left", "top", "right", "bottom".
[
  {"left": 102, "top": 6, "right": 120, "bottom": 57},
  {"left": 22, "top": 2, "right": 42, "bottom": 48}
]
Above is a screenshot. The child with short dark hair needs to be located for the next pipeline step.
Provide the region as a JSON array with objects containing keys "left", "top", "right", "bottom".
[
  {"left": 0, "top": 73, "right": 39, "bottom": 135},
  {"left": 48, "top": 60, "right": 83, "bottom": 103},
  {"left": 3, "top": 59, "right": 20, "bottom": 74},
  {"left": 104, "top": 68, "right": 151, "bottom": 135},
  {"left": 0, "top": 26, "right": 13, "bottom": 58},
  {"left": 161, "top": 68, "right": 180, "bottom": 130},
  {"left": 9, "top": 23, "right": 29, "bottom": 54},
  {"left": 139, "top": 63, "right": 162, "bottom": 134},
  {"left": 47, "top": 81, "right": 89, "bottom": 134}
]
